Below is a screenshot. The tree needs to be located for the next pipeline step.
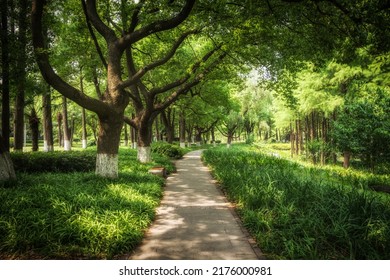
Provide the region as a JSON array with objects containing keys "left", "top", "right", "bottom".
[{"left": 31, "top": 0, "right": 210, "bottom": 177}]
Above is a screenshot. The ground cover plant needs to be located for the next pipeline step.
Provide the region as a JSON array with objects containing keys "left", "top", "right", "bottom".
[
  {"left": 202, "top": 144, "right": 390, "bottom": 259},
  {"left": 0, "top": 148, "right": 174, "bottom": 259}
]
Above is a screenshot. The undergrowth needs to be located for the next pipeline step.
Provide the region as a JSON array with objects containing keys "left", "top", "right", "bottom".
[
  {"left": 0, "top": 147, "right": 173, "bottom": 259},
  {"left": 202, "top": 145, "right": 390, "bottom": 259}
]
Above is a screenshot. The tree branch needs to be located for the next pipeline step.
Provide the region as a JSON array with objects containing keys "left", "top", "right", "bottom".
[
  {"left": 119, "top": 29, "right": 199, "bottom": 90},
  {"left": 154, "top": 51, "right": 227, "bottom": 112},
  {"left": 118, "top": 0, "right": 196, "bottom": 50},
  {"left": 81, "top": 0, "right": 108, "bottom": 69},
  {"left": 31, "top": 0, "right": 111, "bottom": 116},
  {"left": 85, "top": 0, "right": 117, "bottom": 43}
]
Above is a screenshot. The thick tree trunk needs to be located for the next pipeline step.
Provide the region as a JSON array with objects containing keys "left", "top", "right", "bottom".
[
  {"left": 0, "top": 135, "right": 15, "bottom": 181},
  {"left": 62, "top": 96, "right": 71, "bottom": 151},
  {"left": 29, "top": 108, "right": 39, "bottom": 152},
  {"left": 96, "top": 115, "right": 123, "bottom": 178},
  {"left": 42, "top": 87, "right": 54, "bottom": 152},
  {"left": 137, "top": 120, "right": 153, "bottom": 163},
  {"left": 161, "top": 109, "right": 175, "bottom": 144},
  {"left": 195, "top": 128, "right": 202, "bottom": 146},
  {"left": 1, "top": 0, "right": 10, "bottom": 151}
]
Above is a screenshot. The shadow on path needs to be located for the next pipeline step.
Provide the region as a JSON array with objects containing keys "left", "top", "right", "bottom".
[{"left": 130, "top": 150, "right": 264, "bottom": 260}]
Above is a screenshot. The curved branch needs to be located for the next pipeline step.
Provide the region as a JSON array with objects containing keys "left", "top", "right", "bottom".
[
  {"left": 31, "top": 0, "right": 111, "bottom": 116},
  {"left": 118, "top": 0, "right": 196, "bottom": 50},
  {"left": 85, "top": 0, "right": 117, "bottom": 43},
  {"left": 81, "top": 0, "right": 108, "bottom": 69},
  {"left": 119, "top": 29, "right": 199, "bottom": 89}
]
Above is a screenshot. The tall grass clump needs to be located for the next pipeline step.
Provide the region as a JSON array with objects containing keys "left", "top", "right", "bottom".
[
  {"left": 0, "top": 148, "right": 170, "bottom": 259},
  {"left": 202, "top": 145, "right": 390, "bottom": 259}
]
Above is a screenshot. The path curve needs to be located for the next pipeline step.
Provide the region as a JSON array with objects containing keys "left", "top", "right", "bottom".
[{"left": 130, "top": 150, "right": 264, "bottom": 260}]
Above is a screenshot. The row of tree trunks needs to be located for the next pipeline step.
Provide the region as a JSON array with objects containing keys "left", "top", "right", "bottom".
[{"left": 289, "top": 111, "right": 341, "bottom": 166}]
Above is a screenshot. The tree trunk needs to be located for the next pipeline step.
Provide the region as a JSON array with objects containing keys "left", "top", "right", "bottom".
[
  {"left": 13, "top": 0, "right": 28, "bottom": 152},
  {"left": 137, "top": 119, "right": 154, "bottom": 163},
  {"left": 1, "top": 0, "right": 10, "bottom": 151},
  {"left": 0, "top": 135, "right": 16, "bottom": 181},
  {"left": 211, "top": 126, "right": 216, "bottom": 147},
  {"left": 42, "top": 86, "right": 54, "bottom": 152},
  {"left": 195, "top": 127, "right": 202, "bottom": 146},
  {"left": 227, "top": 133, "right": 233, "bottom": 148},
  {"left": 80, "top": 72, "right": 88, "bottom": 149},
  {"left": 62, "top": 96, "right": 71, "bottom": 151},
  {"left": 29, "top": 108, "right": 39, "bottom": 152},
  {"left": 81, "top": 107, "right": 88, "bottom": 148},
  {"left": 343, "top": 151, "right": 351, "bottom": 169},
  {"left": 96, "top": 115, "right": 123, "bottom": 178},
  {"left": 295, "top": 119, "right": 300, "bottom": 155},
  {"left": 57, "top": 112, "right": 63, "bottom": 147},
  {"left": 161, "top": 109, "right": 175, "bottom": 144},
  {"left": 179, "top": 110, "right": 186, "bottom": 148},
  {"left": 123, "top": 122, "right": 128, "bottom": 146},
  {"left": 290, "top": 122, "right": 295, "bottom": 158}
]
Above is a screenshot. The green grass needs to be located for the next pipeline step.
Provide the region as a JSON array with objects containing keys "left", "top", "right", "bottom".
[
  {"left": 0, "top": 147, "right": 174, "bottom": 259},
  {"left": 202, "top": 144, "right": 390, "bottom": 259}
]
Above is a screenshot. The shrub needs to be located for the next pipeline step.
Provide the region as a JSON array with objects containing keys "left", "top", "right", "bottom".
[
  {"left": 203, "top": 146, "right": 390, "bottom": 259},
  {"left": 11, "top": 151, "right": 96, "bottom": 173},
  {"left": 151, "top": 142, "right": 184, "bottom": 159}
]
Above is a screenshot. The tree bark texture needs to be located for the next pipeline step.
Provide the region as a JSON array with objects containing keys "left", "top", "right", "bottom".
[
  {"left": 1, "top": 0, "right": 10, "bottom": 151},
  {"left": 0, "top": 135, "right": 16, "bottom": 181},
  {"left": 62, "top": 97, "right": 71, "bottom": 151},
  {"left": 13, "top": 0, "right": 28, "bottom": 152},
  {"left": 42, "top": 87, "right": 54, "bottom": 152}
]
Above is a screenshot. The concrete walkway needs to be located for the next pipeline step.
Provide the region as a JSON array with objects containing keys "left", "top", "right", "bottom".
[{"left": 130, "top": 150, "right": 264, "bottom": 260}]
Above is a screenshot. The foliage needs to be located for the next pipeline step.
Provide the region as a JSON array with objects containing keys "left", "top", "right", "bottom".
[
  {"left": 0, "top": 148, "right": 172, "bottom": 259},
  {"left": 10, "top": 150, "right": 96, "bottom": 173},
  {"left": 203, "top": 145, "right": 390, "bottom": 259},
  {"left": 151, "top": 142, "right": 184, "bottom": 160}
]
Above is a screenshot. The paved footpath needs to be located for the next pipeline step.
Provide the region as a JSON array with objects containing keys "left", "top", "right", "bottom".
[{"left": 130, "top": 150, "right": 264, "bottom": 260}]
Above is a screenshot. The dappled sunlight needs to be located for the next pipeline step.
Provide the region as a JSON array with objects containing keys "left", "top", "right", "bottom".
[{"left": 131, "top": 150, "right": 259, "bottom": 260}]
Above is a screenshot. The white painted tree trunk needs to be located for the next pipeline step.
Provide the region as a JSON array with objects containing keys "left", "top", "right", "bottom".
[
  {"left": 227, "top": 143, "right": 231, "bottom": 148},
  {"left": 137, "top": 146, "right": 152, "bottom": 163},
  {"left": 132, "top": 142, "right": 137, "bottom": 149},
  {"left": 43, "top": 140, "right": 54, "bottom": 152},
  {"left": 180, "top": 142, "right": 186, "bottom": 148},
  {"left": 95, "top": 153, "right": 118, "bottom": 178},
  {"left": 64, "top": 140, "right": 71, "bottom": 151},
  {"left": 196, "top": 142, "right": 201, "bottom": 147},
  {"left": 82, "top": 139, "right": 87, "bottom": 149},
  {"left": 213, "top": 141, "right": 217, "bottom": 147}
]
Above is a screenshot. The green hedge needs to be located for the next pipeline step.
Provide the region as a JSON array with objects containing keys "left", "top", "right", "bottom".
[
  {"left": 11, "top": 151, "right": 96, "bottom": 173},
  {"left": 151, "top": 142, "right": 184, "bottom": 159}
]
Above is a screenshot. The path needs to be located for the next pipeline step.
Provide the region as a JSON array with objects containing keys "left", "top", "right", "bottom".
[{"left": 130, "top": 150, "right": 264, "bottom": 260}]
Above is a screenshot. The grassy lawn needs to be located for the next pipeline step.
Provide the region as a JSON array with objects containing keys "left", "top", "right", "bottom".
[
  {"left": 202, "top": 144, "right": 390, "bottom": 259},
  {"left": 0, "top": 147, "right": 174, "bottom": 259}
]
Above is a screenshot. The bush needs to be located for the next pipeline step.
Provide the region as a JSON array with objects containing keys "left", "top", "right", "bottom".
[
  {"left": 203, "top": 146, "right": 390, "bottom": 259},
  {"left": 151, "top": 142, "right": 184, "bottom": 159},
  {"left": 11, "top": 151, "right": 96, "bottom": 173}
]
